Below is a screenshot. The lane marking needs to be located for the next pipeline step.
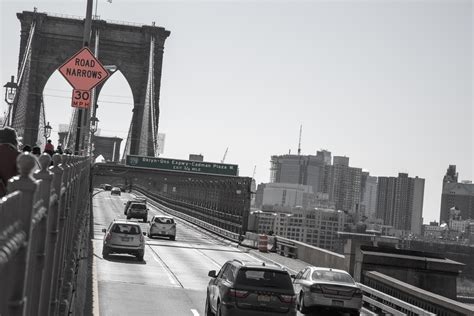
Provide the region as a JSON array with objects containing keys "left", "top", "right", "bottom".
[
  {"left": 146, "top": 244, "right": 184, "bottom": 288},
  {"left": 194, "top": 248, "right": 222, "bottom": 269},
  {"left": 148, "top": 245, "right": 178, "bottom": 286},
  {"left": 92, "top": 242, "right": 101, "bottom": 316},
  {"left": 190, "top": 309, "right": 200, "bottom": 316}
]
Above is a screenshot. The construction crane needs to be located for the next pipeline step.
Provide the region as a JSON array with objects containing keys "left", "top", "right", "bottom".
[
  {"left": 297, "top": 124, "right": 302, "bottom": 155},
  {"left": 221, "top": 147, "right": 228, "bottom": 163}
]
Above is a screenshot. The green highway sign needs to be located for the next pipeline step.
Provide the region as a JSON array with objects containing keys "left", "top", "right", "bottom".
[{"left": 126, "top": 155, "right": 239, "bottom": 176}]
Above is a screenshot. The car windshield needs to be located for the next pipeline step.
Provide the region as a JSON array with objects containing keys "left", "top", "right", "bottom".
[
  {"left": 311, "top": 270, "right": 355, "bottom": 284},
  {"left": 131, "top": 204, "right": 146, "bottom": 209},
  {"left": 235, "top": 268, "right": 293, "bottom": 290},
  {"left": 155, "top": 217, "right": 174, "bottom": 224},
  {"left": 111, "top": 224, "right": 141, "bottom": 235}
]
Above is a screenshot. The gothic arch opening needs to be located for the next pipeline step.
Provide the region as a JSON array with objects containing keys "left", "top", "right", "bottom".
[{"left": 95, "top": 70, "right": 134, "bottom": 161}]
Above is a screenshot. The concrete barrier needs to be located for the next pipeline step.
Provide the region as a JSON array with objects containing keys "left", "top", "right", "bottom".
[{"left": 276, "top": 236, "right": 346, "bottom": 270}]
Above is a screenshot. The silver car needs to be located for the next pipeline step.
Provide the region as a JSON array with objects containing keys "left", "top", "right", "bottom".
[
  {"left": 148, "top": 215, "right": 176, "bottom": 240},
  {"left": 102, "top": 220, "right": 146, "bottom": 261},
  {"left": 293, "top": 267, "right": 362, "bottom": 315}
]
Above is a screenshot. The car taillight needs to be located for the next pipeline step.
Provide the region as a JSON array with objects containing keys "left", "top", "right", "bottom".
[
  {"left": 279, "top": 294, "right": 296, "bottom": 304},
  {"left": 353, "top": 288, "right": 363, "bottom": 298},
  {"left": 105, "top": 233, "right": 112, "bottom": 242},
  {"left": 228, "top": 289, "right": 249, "bottom": 299},
  {"left": 310, "top": 284, "right": 323, "bottom": 293}
]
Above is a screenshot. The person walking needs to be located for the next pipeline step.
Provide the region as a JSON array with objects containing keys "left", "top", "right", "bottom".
[
  {"left": 32, "top": 146, "right": 41, "bottom": 157},
  {"left": 44, "top": 139, "right": 54, "bottom": 156},
  {"left": 0, "top": 127, "right": 20, "bottom": 197}
]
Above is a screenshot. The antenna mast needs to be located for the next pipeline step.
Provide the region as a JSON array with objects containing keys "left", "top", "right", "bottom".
[{"left": 297, "top": 124, "right": 302, "bottom": 155}]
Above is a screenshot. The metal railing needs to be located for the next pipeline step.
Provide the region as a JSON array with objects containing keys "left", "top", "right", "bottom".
[
  {"left": 0, "top": 153, "right": 92, "bottom": 316},
  {"left": 363, "top": 271, "right": 474, "bottom": 316}
]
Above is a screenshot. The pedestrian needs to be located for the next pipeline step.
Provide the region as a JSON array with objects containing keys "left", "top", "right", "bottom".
[
  {"left": 56, "top": 144, "right": 63, "bottom": 155},
  {"left": 0, "top": 127, "right": 20, "bottom": 197},
  {"left": 32, "top": 146, "right": 41, "bottom": 157},
  {"left": 44, "top": 139, "right": 55, "bottom": 156},
  {"left": 22, "top": 144, "right": 32, "bottom": 152}
]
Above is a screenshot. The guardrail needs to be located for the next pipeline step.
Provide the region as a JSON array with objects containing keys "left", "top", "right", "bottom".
[
  {"left": 363, "top": 271, "right": 474, "bottom": 316},
  {"left": 0, "top": 153, "right": 91, "bottom": 316},
  {"left": 359, "top": 283, "right": 436, "bottom": 316},
  {"left": 133, "top": 187, "right": 241, "bottom": 242}
]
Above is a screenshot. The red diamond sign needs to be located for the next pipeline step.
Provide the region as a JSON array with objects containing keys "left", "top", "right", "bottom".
[{"left": 58, "top": 47, "right": 110, "bottom": 91}]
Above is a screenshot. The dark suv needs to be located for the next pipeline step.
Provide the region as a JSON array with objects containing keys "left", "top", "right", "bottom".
[
  {"left": 205, "top": 260, "right": 297, "bottom": 316},
  {"left": 125, "top": 200, "right": 148, "bottom": 222}
]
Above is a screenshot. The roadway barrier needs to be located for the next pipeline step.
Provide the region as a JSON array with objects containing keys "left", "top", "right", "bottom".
[
  {"left": 0, "top": 153, "right": 91, "bottom": 316},
  {"left": 363, "top": 271, "right": 474, "bottom": 316},
  {"left": 258, "top": 234, "right": 268, "bottom": 252}
]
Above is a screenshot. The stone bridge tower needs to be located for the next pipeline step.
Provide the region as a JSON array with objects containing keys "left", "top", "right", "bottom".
[{"left": 12, "top": 11, "right": 170, "bottom": 156}]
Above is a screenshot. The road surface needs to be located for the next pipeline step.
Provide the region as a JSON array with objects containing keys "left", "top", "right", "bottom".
[{"left": 92, "top": 191, "right": 371, "bottom": 316}]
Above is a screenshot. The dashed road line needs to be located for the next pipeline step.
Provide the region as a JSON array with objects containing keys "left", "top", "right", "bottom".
[{"left": 190, "top": 309, "right": 200, "bottom": 316}]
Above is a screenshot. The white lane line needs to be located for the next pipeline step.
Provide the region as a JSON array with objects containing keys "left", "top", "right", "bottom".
[
  {"left": 148, "top": 245, "right": 179, "bottom": 286},
  {"left": 190, "top": 309, "right": 200, "bottom": 316},
  {"left": 92, "top": 243, "right": 100, "bottom": 316}
]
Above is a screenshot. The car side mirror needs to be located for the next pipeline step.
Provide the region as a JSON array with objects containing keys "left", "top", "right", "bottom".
[
  {"left": 101, "top": 228, "right": 106, "bottom": 233},
  {"left": 142, "top": 232, "right": 146, "bottom": 236},
  {"left": 208, "top": 270, "right": 217, "bottom": 278}
]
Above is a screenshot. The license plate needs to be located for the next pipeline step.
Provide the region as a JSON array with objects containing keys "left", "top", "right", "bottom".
[
  {"left": 257, "top": 295, "right": 271, "bottom": 302},
  {"left": 161, "top": 231, "right": 166, "bottom": 235},
  {"left": 332, "top": 300, "right": 343, "bottom": 307},
  {"left": 121, "top": 237, "right": 131, "bottom": 242}
]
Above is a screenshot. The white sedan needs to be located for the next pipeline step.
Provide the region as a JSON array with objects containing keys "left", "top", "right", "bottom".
[{"left": 147, "top": 215, "right": 176, "bottom": 240}]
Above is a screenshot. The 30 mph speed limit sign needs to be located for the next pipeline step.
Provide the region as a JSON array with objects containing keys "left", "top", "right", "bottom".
[{"left": 71, "top": 89, "right": 92, "bottom": 108}]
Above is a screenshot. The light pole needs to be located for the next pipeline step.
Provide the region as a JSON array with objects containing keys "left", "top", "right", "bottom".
[
  {"left": 43, "top": 121, "right": 52, "bottom": 141},
  {"left": 89, "top": 116, "right": 99, "bottom": 157},
  {"left": 3, "top": 75, "right": 18, "bottom": 127}
]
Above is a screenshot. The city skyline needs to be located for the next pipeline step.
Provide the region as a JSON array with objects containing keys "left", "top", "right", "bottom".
[{"left": 1, "top": 0, "right": 472, "bottom": 224}]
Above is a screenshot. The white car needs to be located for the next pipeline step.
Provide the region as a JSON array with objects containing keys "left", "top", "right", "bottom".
[
  {"left": 293, "top": 267, "right": 362, "bottom": 315},
  {"left": 102, "top": 220, "right": 146, "bottom": 261},
  {"left": 148, "top": 215, "right": 176, "bottom": 240}
]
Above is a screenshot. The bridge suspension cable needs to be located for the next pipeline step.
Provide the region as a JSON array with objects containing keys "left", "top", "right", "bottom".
[{"left": 8, "top": 12, "right": 36, "bottom": 132}]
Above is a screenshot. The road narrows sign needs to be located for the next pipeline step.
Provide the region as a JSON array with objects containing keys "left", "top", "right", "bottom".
[
  {"left": 71, "top": 89, "right": 92, "bottom": 109},
  {"left": 59, "top": 47, "right": 110, "bottom": 91}
]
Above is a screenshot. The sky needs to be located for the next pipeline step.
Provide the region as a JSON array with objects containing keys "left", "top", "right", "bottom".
[{"left": 1, "top": 0, "right": 472, "bottom": 223}]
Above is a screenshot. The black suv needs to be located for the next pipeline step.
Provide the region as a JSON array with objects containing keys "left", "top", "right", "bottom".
[
  {"left": 124, "top": 199, "right": 148, "bottom": 222},
  {"left": 205, "top": 260, "right": 297, "bottom": 316}
]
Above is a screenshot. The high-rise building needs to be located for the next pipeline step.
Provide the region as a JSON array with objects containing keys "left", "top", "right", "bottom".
[
  {"left": 273, "top": 207, "right": 346, "bottom": 251},
  {"left": 321, "top": 156, "right": 362, "bottom": 214},
  {"left": 360, "top": 172, "right": 378, "bottom": 220},
  {"left": 270, "top": 150, "right": 332, "bottom": 193},
  {"left": 270, "top": 151, "right": 362, "bottom": 213},
  {"left": 440, "top": 165, "right": 474, "bottom": 222},
  {"left": 376, "top": 173, "right": 424, "bottom": 235},
  {"left": 262, "top": 183, "right": 314, "bottom": 209}
]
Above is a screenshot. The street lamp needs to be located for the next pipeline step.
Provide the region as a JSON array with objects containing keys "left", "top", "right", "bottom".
[
  {"left": 3, "top": 76, "right": 18, "bottom": 126},
  {"left": 43, "top": 121, "right": 52, "bottom": 140},
  {"left": 90, "top": 116, "right": 99, "bottom": 134},
  {"left": 89, "top": 116, "right": 99, "bottom": 157},
  {"left": 3, "top": 76, "right": 18, "bottom": 105}
]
